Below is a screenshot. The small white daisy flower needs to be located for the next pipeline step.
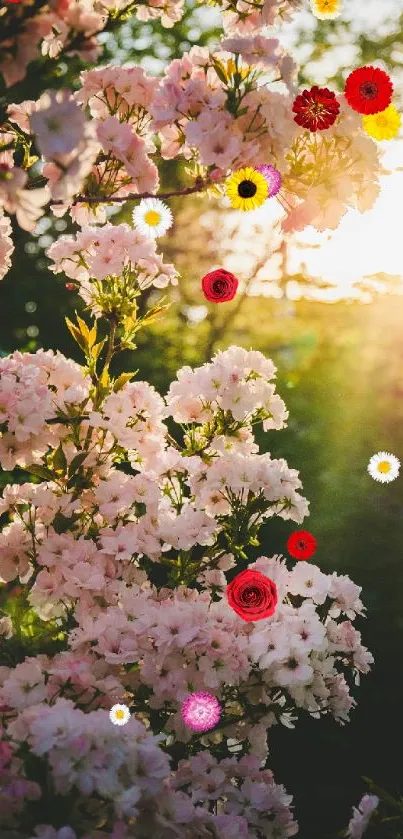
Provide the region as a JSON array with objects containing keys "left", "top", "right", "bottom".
[
  {"left": 367, "top": 451, "right": 400, "bottom": 483},
  {"left": 109, "top": 703, "right": 130, "bottom": 726},
  {"left": 132, "top": 198, "right": 173, "bottom": 239}
]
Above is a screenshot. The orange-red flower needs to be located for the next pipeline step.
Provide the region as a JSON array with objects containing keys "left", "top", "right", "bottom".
[
  {"left": 287, "top": 530, "right": 317, "bottom": 560},
  {"left": 344, "top": 66, "right": 393, "bottom": 115},
  {"left": 292, "top": 86, "right": 340, "bottom": 132}
]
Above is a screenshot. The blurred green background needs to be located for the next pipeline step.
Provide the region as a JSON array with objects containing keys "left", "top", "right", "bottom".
[{"left": 1, "top": 0, "right": 403, "bottom": 836}]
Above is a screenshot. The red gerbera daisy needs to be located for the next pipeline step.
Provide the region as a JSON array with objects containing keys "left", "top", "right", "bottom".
[
  {"left": 344, "top": 66, "right": 393, "bottom": 115},
  {"left": 292, "top": 86, "right": 340, "bottom": 132},
  {"left": 287, "top": 530, "right": 317, "bottom": 560}
]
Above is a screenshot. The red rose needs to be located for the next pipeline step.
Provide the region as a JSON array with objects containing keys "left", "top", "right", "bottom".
[
  {"left": 226, "top": 569, "right": 278, "bottom": 622},
  {"left": 201, "top": 269, "right": 238, "bottom": 303},
  {"left": 287, "top": 530, "right": 317, "bottom": 560}
]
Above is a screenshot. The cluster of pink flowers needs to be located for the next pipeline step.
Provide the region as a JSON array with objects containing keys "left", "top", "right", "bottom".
[
  {"left": 66, "top": 558, "right": 372, "bottom": 741},
  {"left": 0, "top": 679, "right": 300, "bottom": 837},
  {"left": 151, "top": 41, "right": 297, "bottom": 169},
  {"left": 0, "top": 343, "right": 372, "bottom": 830},
  {"left": 0, "top": 0, "right": 304, "bottom": 92},
  {"left": 48, "top": 222, "right": 178, "bottom": 316},
  {"left": 0, "top": 346, "right": 308, "bottom": 596},
  {"left": 0, "top": 332, "right": 374, "bottom": 837},
  {"left": 0, "top": 3, "right": 379, "bottom": 834},
  {"left": 0, "top": 349, "right": 91, "bottom": 470},
  {"left": 0, "top": 209, "right": 14, "bottom": 281},
  {"left": 0, "top": 716, "right": 41, "bottom": 827},
  {"left": 0, "top": 120, "right": 49, "bottom": 232},
  {"left": 282, "top": 96, "right": 382, "bottom": 232},
  {"left": 0, "top": 34, "right": 385, "bottom": 251},
  {"left": 0, "top": 0, "right": 133, "bottom": 88},
  {"left": 219, "top": 0, "right": 303, "bottom": 35},
  {"left": 166, "top": 345, "right": 287, "bottom": 428}
]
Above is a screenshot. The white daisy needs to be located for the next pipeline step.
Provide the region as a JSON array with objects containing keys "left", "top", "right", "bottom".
[
  {"left": 132, "top": 198, "right": 173, "bottom": 239},
  {"left": 109, "top": 703, "right": 130, "bottom": 726},
  {"left": 367, "top": 451, "right": 400, "bottom": 484}
]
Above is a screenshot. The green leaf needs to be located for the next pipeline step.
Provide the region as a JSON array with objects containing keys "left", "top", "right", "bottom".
[
  {"left": 91, "top": 338, "right": 107, "bottom": 362},
  {"left": 24, "top": 464, "right": 55, "bottom": 481},
  {"left": 53, "top": 511, "right": 79, "bottom": 534},
  {"left": 113, "top": 371, "right": 138, "bottom": 392},
  {"left": 99, "top": 368, "right": 110, "bottom": 389},
  {"left": 76, "top": 314, "right": 90, "bottom": 342},
  {"left": 65, "top": 317, "right": 87, "bottom": 353},
  {"left": 53, "top": 444, "right": 67, "bottom": 474},
  {"left": 88, "top": 323, "right": 97, "bottom": 349},
  {"left": 68, "top": 451, "right": 88, "bottom": 478},
  {"left": 212, "top": 59, "right": 228, "bottom": 84}
]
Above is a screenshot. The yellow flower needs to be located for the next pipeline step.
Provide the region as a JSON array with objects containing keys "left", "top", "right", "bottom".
[
  {"left": 225, "top": 167, "right": 268, "bottom": 212},
  {"left": 310, "top": 0, "right": 342, "bottom": 19},
  {"left": 226, "top": 59, "right": 250, "bottom": 81},
  {"left": 363, "top": 105, "right": 401, "bottom": 141}
]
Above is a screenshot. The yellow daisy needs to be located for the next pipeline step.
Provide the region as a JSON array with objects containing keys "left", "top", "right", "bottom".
[
  {"left": 310, "top": 0, "right": 342, "bottom": 19},
  {"left": 225, "top": 167, "right": 268, "bottom": 212},
  {"left": 363, "top": 104, "right": 401, "bottom": 141}
]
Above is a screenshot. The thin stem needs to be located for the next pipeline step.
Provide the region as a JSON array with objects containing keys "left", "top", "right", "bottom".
[
  {"left": 102, "top": 315, "right": 118, "bottom": 374},
  {"left": 51, "top": 179, "right": 211, "bottom": 206}
]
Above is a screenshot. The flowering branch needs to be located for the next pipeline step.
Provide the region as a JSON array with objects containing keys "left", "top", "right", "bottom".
[{"left": 52, "top": 178, "right": 211, "bottom": 206}]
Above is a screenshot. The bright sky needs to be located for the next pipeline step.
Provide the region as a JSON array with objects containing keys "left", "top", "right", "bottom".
[{"left": 287, "top": 141, "right": 403, "bottom": 298}]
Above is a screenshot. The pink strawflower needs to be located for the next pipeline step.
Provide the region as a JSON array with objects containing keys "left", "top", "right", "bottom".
[
  {"left": 256, "top": 164, "right": 282, "bottom": 197},
  {"left": 181, "top": 691, "right": 221, "bottom": 732}
]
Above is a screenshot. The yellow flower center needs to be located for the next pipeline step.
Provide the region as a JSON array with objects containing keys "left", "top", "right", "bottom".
[
  {"left": 144, "top": 210, "right": 161, "bottom": 226},
  {"left": 115, "top": 709, "right": 125, "bottom": 719},
  {"left": 316, "top": 0, "right": 338, "bottom": 9},
  {"left": 377, "top": 461, "right": 391, "bottom": 473},
  {"left": 226, "top": 59, "right": 250, "bottom": 80}
]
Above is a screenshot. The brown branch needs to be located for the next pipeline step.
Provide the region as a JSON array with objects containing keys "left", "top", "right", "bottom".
[{"left": 52, "top": 179, "right": 211, "bottom": 207}]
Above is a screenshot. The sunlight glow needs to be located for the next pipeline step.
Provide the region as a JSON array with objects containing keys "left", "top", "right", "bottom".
[{"left": 203, "top": 140, "right": 403, "bottom": 304}]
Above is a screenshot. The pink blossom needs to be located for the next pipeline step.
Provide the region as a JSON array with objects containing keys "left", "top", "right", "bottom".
[
  {"left": 0, "top": 210, "right": 14, "bottom": 280},
  {"left": 30, "top": 90, "right": 87, "bottom": 158},
  {"left": 181, "top": 692, "right": 221, "bottom": 732}
]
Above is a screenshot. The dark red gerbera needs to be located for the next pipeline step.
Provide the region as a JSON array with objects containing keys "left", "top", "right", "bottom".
[
  {"left": 292, "top": 86, "right": 340, "bottom": 132},
  {"left": 287, "top": 530, "right": 317, "bottom": 560},
  {"left": 344, "top": 66, "right": 393, "bottom": 115}
]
